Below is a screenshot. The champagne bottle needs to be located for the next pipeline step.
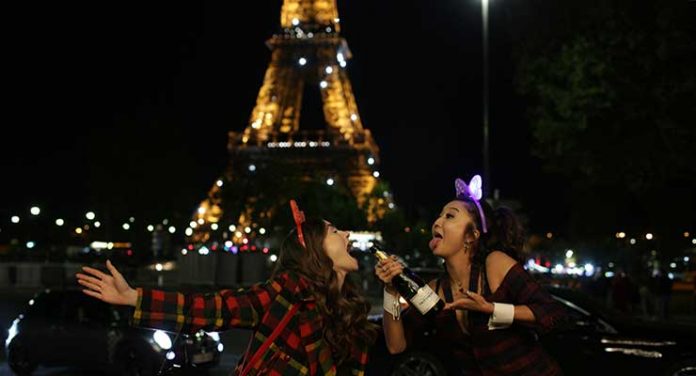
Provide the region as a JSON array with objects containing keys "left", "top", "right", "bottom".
[{"left": 370, "top": 245, "right": 444, "bottom": 316}]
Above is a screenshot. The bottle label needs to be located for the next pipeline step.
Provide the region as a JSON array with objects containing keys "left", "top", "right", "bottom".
[{"left": 411, "top": 285, "right": 440, "bottom": 314}]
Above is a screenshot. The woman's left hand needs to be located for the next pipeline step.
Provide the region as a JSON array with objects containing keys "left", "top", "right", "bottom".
[{"left": 444, "top": 290, "right": 495, "bottom": 314}]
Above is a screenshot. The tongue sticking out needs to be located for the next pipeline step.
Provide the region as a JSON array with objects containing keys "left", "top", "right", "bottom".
[{"left": 429, "top": 238, "right": 441, "bottom": 250}]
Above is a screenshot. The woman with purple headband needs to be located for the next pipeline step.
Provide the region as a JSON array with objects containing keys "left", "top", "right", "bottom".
[
  {"left": 77, "top": 200, "right": 377, "bottom": 375},
  {"left": 375, "top": 176, "right": 566, "bottom": 375}
]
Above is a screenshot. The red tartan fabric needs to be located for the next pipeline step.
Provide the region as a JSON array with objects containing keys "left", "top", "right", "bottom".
[
  {"left": 404, "top": 263, "right": 566, "bottom": 375},
  {"left": 133, "top": 271, "right": 369, "bottom": 375}
]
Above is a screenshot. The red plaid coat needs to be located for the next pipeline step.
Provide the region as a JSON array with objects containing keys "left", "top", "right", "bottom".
[{"left": 133, "top": 271, "right": 369, "bottom": 375}]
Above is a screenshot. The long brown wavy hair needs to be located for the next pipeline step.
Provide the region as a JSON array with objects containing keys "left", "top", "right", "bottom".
[{"left": 272, "top": 217, "right": 378, "bottom": 365}]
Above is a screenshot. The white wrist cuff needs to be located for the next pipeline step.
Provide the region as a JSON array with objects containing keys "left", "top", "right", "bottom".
[
  {"left": 487, "top": 302, "right": 514, "bottom": 330},
  {"left": 383, "top": 289, "right": 401, "bottom": 320}
]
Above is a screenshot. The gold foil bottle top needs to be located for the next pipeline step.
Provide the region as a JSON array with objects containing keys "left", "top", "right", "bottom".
[{"left": 369, "top": 246, "right": 389, "bottom": 261}]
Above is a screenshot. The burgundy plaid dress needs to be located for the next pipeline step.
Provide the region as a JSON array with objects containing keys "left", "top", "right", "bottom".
[
  {"left": 403, "top": 262, "right": 565, "bottom": 375},
  {"left": 132, "top": 271, "right": 370, "bottom": 375}
]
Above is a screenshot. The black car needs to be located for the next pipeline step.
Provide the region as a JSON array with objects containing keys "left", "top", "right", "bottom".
[
  {"left": 5, "top": 289, "right": 222, "bottom": 375},
  {"left": 367, "top": 286, "right": 696, "bottom": 376},
  {"left": 543, "top": 287, "right": 696, "bottom": 376}
]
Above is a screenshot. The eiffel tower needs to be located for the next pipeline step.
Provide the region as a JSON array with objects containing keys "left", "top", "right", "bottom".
[{"left": 189, "top": 0, "right": 391, "bottom": 247}]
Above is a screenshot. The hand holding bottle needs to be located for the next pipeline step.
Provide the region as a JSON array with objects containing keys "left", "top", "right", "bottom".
[
  {"left": 374, "top": 255, "right": 404, "bottom": 288},
  {"left": 371, "top": 246, "right": 444, "bottom": 316}
]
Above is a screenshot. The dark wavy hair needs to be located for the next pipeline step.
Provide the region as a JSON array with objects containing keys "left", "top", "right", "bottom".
[
  {"left": 454, "top": 196, "right": 525, "bottom": 266},
  {"left": 272, "top": 218, "right": 378, "bottom": 365}
]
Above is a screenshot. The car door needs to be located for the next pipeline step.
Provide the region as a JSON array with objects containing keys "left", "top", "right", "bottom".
[
  {"left": 541, "top": 295, "right": 664, "bottom": 375},
  {"left": 30, "top": 291, "right": 71, "bottom": 365},
  {"left": 541, "top": 296, "right": 620, "bottom": 375},
  {"left": 69, "top": 293, "right": 111, "bottom": 368}
]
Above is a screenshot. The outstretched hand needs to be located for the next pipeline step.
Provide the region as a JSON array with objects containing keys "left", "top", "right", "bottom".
[
  {"left": 76, "top": 260, "right": 138, "bottom": 307},
  {"left": 444, "top": 290, "right": 495, "bottom": 314}
]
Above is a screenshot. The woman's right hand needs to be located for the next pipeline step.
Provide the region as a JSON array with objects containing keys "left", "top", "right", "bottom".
[
  {"left": 375, "top": 255, "right": 404, "bottom": 288},
  {"left": 76, "top": 260, "right": 138, "bottom": 307}
]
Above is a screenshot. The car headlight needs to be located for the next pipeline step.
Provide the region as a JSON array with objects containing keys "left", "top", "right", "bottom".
[
  {"left": 206, "top": 332, "right": 220, "bottom": 342},
  {"left": 153, "top": 330, "right": 172, "bottom": 350},
  {"left": 5, "top": 318, "right": 20, "bottom": 348}
]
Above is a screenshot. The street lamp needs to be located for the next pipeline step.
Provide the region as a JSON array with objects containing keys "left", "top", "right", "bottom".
[{"left": 481, "top": 0, "right": 490, "bottom": 196}]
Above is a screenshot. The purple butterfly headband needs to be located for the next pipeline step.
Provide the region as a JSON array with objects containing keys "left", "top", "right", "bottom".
[{"left": 455, "top": 175, "right": 488, "bottom": 234}]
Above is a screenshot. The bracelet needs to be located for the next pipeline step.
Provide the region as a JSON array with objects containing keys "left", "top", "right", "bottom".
[{"left": 383, "top": 288, "right": 401, "bottom": 320}]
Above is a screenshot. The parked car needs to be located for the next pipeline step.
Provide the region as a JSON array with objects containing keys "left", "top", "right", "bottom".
[
  {"left": 543, "top": 286, "right": 696, "bottom": 376},
  {"left": 367, "top": 284, "right": 696, "bottom": 376},
  {"left": 5, "top": 288, "right": 222, "bottom": 375}
]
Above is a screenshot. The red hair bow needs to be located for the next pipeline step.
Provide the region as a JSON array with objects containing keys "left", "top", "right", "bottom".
[{"left": 289, "top": 199, "right": 306, "bottom": 248}]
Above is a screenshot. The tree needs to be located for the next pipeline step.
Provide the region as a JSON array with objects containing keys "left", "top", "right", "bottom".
[{"left": 508, "top": 0, "right": 696, "bottom": 240}]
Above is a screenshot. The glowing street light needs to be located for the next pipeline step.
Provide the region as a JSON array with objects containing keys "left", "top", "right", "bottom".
[
  {"left": 85, "top": 212, "right": 96, "bottom": 220},
  {"left": 30, "top": 207, "right": 41, "bottom": 216},
  {"left": 481, "top": 0, "right": 491, "bottom": 195}
]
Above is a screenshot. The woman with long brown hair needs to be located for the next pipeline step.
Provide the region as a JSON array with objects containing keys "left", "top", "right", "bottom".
[{"left": 77, "top": 200, "right": 377, "bottom": 375}]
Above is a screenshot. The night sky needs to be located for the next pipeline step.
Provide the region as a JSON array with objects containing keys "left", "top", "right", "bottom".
[{"left": 1, "top": 1, "right": 595, "bottom": 232}]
